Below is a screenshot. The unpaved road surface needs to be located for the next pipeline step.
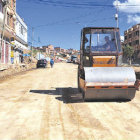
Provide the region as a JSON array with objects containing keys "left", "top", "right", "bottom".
[{"left": 0, "top": 63, "right": 140, "bottom": 140}]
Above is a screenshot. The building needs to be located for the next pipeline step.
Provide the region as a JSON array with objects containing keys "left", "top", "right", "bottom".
[
  {"left": 0, "top": 0, "right": 16, "bottom": 64},
  {"left": 124, "top": 24, "right": 140, "bottom": 58},
  {"left": 67, "top": 48, "right": 73, "bottom": 54},
  {"left": 54, "top": 47, "right": 61, "bottom": 53},
  {"left": 42, "top": 46, "right": 48, "bottom": 53},
  {"left": 48, "top": 45, "right": 54, "bottom": 55},
  {"left": 42, "top": 45, "right": 54, "bottom": 56},
  {"left": 11, "top": 13, "right": 28, "bottom": 63}
]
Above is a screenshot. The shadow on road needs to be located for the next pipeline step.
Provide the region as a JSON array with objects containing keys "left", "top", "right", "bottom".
[
  {"left": 30, "top": 88, "right": 130, "bottom": 103},
  {"left": 30, "top": 88, "right": 84, "bottom": 104}
]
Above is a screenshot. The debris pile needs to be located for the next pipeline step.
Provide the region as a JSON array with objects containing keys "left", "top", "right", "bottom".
[{"left": 0, "top": 63, "right": 36, "bottom": 80}]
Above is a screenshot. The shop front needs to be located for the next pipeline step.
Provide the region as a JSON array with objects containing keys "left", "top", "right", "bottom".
[{"left": 11, "top": 40, "right": 28, "bottom": 64}]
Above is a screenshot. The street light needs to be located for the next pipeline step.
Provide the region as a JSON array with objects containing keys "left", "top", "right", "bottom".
[{"left": 115, "top": 0, "right": 119, "bottom": 28}]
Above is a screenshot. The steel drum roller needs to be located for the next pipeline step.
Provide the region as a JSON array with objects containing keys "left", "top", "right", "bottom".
[{"left": 83, "top": 67, "right": 136, "bottom": 100}]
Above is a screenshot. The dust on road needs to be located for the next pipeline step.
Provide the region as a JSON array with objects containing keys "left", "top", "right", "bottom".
[{"left": 0, "top": 63, "right": 140, "bottom": 140}]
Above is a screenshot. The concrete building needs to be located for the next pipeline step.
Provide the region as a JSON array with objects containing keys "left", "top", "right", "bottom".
[
  {"left": 11, "top": 13, "right": 28, "bottom": 63},
  {"left": 48, "top": 45, "right": 54, "bottom": 55},
  {"left": 42, "top": 45, "right": 54, "bottom": 56},
  {"left": 0, "top": 0, "right": 16, "bottom": 64},
  {"left": 54, "top": 47, "right": 61, "bottom": 53},
  {"left": 124, "top": 24, "right": 140, "bottom": 58}
]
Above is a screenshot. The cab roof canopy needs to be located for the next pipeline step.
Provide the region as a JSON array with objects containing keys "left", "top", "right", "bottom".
[{"left": 82, "top": 27, "right": 119, "bottom": 34}]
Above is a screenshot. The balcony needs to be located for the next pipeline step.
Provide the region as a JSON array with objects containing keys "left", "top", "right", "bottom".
[{"left": 0, "top": 12, "right": 4, "bottom": 24}]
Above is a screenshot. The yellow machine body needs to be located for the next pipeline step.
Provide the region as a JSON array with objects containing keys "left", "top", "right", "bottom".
[{"left": 92, "top": 56, "right": 116, "bottom": 67}]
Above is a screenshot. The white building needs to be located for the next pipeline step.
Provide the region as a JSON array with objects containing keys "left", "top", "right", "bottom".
[
  {"left": 15, "top": 14, "right": 27, "bottom": 44},
  {"left": 12, "top": 13, "right": 28, "bottom": 63}
]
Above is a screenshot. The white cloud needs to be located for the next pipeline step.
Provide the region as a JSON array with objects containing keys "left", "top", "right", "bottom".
[
  {"left": 127, "top": 15, "right": 140, "bottom": 23},
  {"left": 113, "top": 0, "right": 140, "bottom": 24},
  {"left": 113, "top": 0, "right": 140, "bottom": 13}
]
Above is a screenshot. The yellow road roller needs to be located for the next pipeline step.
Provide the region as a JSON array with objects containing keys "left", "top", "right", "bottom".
[{"left": 78, "top": 27, "right": 140, "bottom": 101}]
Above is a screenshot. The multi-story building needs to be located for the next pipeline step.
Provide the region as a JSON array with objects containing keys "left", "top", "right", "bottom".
[
  {"left": 11, "top": 13, "right": 28, "bottom": 63},
  {"left": 48, "top": 45, "right": 54, "bottom": 55},
  {"left": 42, "top": 45, "right": 54, "bottom": 56},
  {"left": 0, "top": 0, "right": 16, "bottom": 64},
  {"left": 54, "top": 47, "right": 61, "bottom": 53},
  {"left": 124, "top": 24, "right": 140, "bottom": 58},
  {"left": 42, "top": 46, "right": 48, "bottom": 53}
]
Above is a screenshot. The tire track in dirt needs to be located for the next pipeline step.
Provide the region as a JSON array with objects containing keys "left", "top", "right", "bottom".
[
  {"left": 39, "top": 95, "right": 51, "bottom": 140},
  {"left": 55, "top": 64, "right": 94, "bottom": 139},
  {"left": 35, "top": 68, "right": 52, "bottom": 140},
  {"left": 66, "top": 104, "right": 95, "bottom": 140},
  {"left": 58, "top": 102, "right": 66, "bottom": 140}
]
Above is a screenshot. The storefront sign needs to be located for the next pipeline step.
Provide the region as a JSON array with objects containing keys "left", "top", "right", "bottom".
[{"left": 11, "top": 51, "right": 14, "bottom": 58}]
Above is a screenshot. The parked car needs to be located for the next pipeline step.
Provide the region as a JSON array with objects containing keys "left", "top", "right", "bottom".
[
  {"left": 66, "top": 59, "right": 71, "bottom": 63},
  {"left": 71, "top": 55, "right": 78, "bottom": 64},
  {"left": 37, "top": 59, "right": 47, "bottom": 68}
]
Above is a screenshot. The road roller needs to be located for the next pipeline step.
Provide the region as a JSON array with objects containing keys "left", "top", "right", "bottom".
[{"left": 78, "top": 27, "right": 140, "bottom": 101}]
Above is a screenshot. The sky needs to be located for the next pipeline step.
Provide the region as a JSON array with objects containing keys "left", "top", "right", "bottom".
[{"left": 16, "top": 0, "right": 140, "bottom": 50}]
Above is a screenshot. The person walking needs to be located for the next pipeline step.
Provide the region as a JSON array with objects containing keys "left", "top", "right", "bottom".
[{"left": 50, "top": 58, "right": 54, "bottom": 68}]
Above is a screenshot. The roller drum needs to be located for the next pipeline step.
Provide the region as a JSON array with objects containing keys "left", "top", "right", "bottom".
[{"left": 83, "top": 67, "right": 136, "bottom": 101}]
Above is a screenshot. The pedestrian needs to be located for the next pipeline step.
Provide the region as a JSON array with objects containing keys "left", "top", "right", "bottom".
[{"left": 50, "top": 58, "right": 54, "bottom": 68}]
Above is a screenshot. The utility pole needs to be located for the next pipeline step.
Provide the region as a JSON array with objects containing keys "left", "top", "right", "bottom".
[
  {"left": 0, "top": 0, "right": 9, "bottom": 63},
  {"left": 138, "top": 25, "right": 140, "bottom": 59},
  {"left": 31, "top": 27, "right": 34, "bottom": 62},
  {"left": 115, "top": 0, "right": 119, "bottom": 28}
]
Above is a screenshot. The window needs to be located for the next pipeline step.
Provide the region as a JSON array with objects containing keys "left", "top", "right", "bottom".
[
  {"left": 84, "top": 30, "right": 118, "bottom": 53},
  {"left": 13, "top": 20, "right": 15, "bottom": 29},
  {"left": 0, "top": 0, "right": 3, "bottom": 12},
  {"left": 10, "top": 16, "right": 13, "bottom": 28},
  {"left": 10, "top": 18, "right": 14, "bottom": 29},
  {"left": 125, "top": 36, "right": 127, "bottom": 40},
  {"left": 7, "top": 14, "right": 10, "bottom": 26},
  {"left": 136, "top": 31, "right": 139, "bottom": 36},
  {"left": 19, "top": 24, "right": 21, "bottom": 33},
  {"left": 84, "top": 34, "right": 90, "bottom": 53},
  {"left": 21, "top": 26, "right": 23, "bottom": 35},
  {"left": 136, "top": 40, "right": 139, "bottom": 45},
  {"left": 129, "top": 34, "right": 132, "bottom": 38}
]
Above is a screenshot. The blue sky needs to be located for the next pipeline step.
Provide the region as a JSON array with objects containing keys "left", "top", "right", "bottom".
[{"left": 16, "top": 0, "right": 140, "bottom": 50}]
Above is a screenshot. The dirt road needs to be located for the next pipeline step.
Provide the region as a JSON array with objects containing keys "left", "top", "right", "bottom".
[{"left": 0, "top": 63, "right": 140, "bottom": 140}]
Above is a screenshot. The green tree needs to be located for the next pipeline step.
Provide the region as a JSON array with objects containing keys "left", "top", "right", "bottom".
[{"left": 123, "top": 45, "right": 134, "bottom": 65}]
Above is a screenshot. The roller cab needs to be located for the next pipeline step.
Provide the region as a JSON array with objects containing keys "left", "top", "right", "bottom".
[{"left": 78, "top": 27, "right": 139, "bottom": 101}]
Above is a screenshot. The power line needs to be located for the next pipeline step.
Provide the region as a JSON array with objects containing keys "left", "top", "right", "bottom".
[
  {"left": 31, "top": 5, "right": 109, "bottom": 29},
  {"left": 22, "top": 0, "right": 140, "bottom": 8},
  {"left": 21, "top": 0, "right": 114, "bottom": 8},
  {"left": 34, "top": 11, "right": 99, "bottom": 28}
]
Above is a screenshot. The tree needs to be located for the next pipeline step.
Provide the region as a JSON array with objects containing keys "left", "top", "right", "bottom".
[{"left": 123, "top": 45, "right": 134, "bottom": 65}]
